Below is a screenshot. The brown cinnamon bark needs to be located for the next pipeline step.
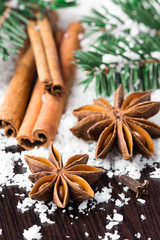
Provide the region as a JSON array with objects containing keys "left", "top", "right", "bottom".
[
  {"left": 38, "top": 16, "right": 64, "bottom": 95},
  {"left": 27, "top": 13, "right": 64, "bottom": 96},
  {"left": 17, "top": 22, "right": 84, "bottom": 150},
  {"left": 16, "top": 38, "right": 29, "bottom": 65},
  {"left": 55, "top": 29, "right": 64, "bottom": 51},
  {"left": 0, "top": 46, "right": 36, "bottom": 137}
]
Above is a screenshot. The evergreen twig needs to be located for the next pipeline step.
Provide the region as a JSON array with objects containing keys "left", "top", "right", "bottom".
[
  {"left": 76, "top": 1, "right": 160, "bottom": 96},
  {"left": 0, "top": 0, "right": 76, "bottom": 60}
]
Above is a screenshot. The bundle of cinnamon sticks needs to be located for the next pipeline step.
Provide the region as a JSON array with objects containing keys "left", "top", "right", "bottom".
[{"left": 0, "top": 10, "right": 84, "bottom": 150}]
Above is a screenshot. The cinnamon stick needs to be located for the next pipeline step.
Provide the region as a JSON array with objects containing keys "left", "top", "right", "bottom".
[
  {"left": 17, "top": 22, "right": 84, "bottom": 149},
  {"left": 55, "top": 29, "right": 64, "bottom": 51},
  {"left": 0, "top": 46, "right": 36, "bottom": 137},
  {"left": 27, "top": 14, "right": 64, "bottom": 96},
  {"left": 38, "top": 16, "right": 64, "bottom": 95}
]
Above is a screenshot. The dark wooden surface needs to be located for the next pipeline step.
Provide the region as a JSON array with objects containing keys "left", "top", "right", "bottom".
[{"left": 0, "top": 146, "right": 160, "bottom": 240}]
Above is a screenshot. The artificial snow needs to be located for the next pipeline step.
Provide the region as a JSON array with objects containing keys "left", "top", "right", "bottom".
[
  {"left": 0, "top": 0, "right": 160, "bottom": 239},
  {"left": 135, "top": 232, "right": 141, "bottom": 239},
  {"left": 137, "top": 199, "right": 146, "bottom": 204},
  {"left": 141, "top": 215, "right": 146, "bottom": 221},
  {"left": 23, "top": 225, "right": 42, "bottom": 240}
]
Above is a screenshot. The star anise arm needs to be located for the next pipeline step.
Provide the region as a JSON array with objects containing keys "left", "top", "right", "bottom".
[
  {"left": 128, "top": 122, "right": 154, "bottom": 157},
  {"left": 114, "top": 84, "right": 124, "bottom": 109},
  {"left": 49, "top": 144, "right": 63, "bottom": 168},
  {"left": 64, "top": 154, "right": 89, "bottom": 168},
  {"left": 94, "top": 98, "right": 112, "bottom": 109},
  {"left": 24, "top": 155, "right": 56, "bottom": 173},
  {"left": 95, "top": 122, "right": 116, "bottom": 158},
  {"left": 29, "top": 172, "right": 54, "bottom": 183},
  {"left": 64, "top": 174, "right": 94, "bottom": 201},
  {"left": 70, "top": 114, "right": 107, "bottom": 140},
  {"left": 53, "top": 176, "right": 69, "bottom": 208},
  {"left": 65, "top": 164, "right": 104, "bottom": 185},
  {"left": 29, "top": 175, "right": 57, "bottom": 201},
  {"left": 117, "top": 120, "right": 133, "bottom": 160},
  {"left": 88, "top": 119, "right": 113, "bottom": 139},
  {"left": 123, "top": 101, "right": 160, "bottom": 119},
  {"left": 121, "top": 91, "right": 151, "bottom": 109},
  {"left": 73, "top": 104, "right": 108, "bottom": 121},
  {"left": 126, "top": 117, "right": 160, "bottom": 138}
]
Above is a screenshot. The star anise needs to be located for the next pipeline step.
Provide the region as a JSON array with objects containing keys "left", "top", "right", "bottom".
[
  {"left": 71, "top": 84, "right": 160, "bottom": 160},
  {"left": 24, "top": 143, "right": 104, "bottom": 208}
]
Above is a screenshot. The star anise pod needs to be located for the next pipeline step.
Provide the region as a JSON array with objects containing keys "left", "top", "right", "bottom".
[
  {"left": 71, "top": 84, "right": 160, "bottom": 160},
  {"left": 24, "top": 143, "right": 104, "bottom": 208}
]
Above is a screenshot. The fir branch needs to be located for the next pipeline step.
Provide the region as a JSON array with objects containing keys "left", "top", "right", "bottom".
[
  {"left": 0, "top": 0, "right": 76, "bottom": 60},
  {"left": 114, "top": 0, "right": 160, "bottom": 31},
  {"left": 75, "top": 33, "right": 160, "bottom": 96},
  {"left": 76, "top": 2, "right": 160, "bottom": 96}
]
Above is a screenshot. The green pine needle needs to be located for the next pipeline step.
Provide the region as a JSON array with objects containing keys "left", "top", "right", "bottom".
[
  {"left": 76, "top": 1, "right": 160, "bottom": 96},
  {"left": 0, "top": 0, "right": 76, "bottom": 59}
]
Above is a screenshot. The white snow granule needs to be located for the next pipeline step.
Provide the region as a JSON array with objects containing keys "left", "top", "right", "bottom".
[
  {"left": 137, "top": 199, "right": 146, "bottom": 204},
  {"left": 135, "top": 232, "right": 141, "bottom": 239},
  {"left": 23, "top": 225, "right": 42, "bottom": 240},
  {"left": 141, "top": 214, "right": 146, "bottom": 221},
  {"left": 113, "top": 213, "right": 123, "bottom": 222},
  {"left": 150, "top": 167, "right": 160, "bottom": 178},
  {"left": 94, "top": 186, "right": 112, "bottom": 204},
  {"left": 103, "top": 230, "right": 120, "bottom": 240},
  {"left": 1, "top": 1, "right": 160, "bottom": 240},
  {"left": 85, "top": 232, "right": 89, "bottom": 237}
]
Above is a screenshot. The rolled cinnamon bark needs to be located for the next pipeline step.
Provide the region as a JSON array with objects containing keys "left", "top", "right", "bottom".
[
  {"left": 0, "top": 46, "right": 36, "bottom": 137},
  {"left": 55, "top": 29, "right": 64, "bottom": 52},
  {"left": 38, "top": 16, "right": 64, "bottom": 95},
  {"left": 17, "top": 22, "right": 84, "bottom": 150},
  {"left": 27, "top": 13, "right": 64, "bottom": 96}
]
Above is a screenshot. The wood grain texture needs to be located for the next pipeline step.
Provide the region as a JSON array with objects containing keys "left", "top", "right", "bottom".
[{"left": 0, "top": 146, "right": 160, "bottom": 240}]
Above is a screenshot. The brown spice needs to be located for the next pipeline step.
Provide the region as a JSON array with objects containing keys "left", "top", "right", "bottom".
[
  {"left": 71, "top": 84, "right": 160, "bottom": 160},
  {"left": 118, "top": 174, "right": 149, "bottom": 198},
  {"left": 24, "top": 143, "right": 104, "bottom": 208},
  {"left": 27, "top": 13, "right": 64, "bottom": 96},
  {"left": 17, "top": 22, "right": 84, "bottom": 150},
  {"left": 0, "top": 46, "right": 36, "bottom": 137}
]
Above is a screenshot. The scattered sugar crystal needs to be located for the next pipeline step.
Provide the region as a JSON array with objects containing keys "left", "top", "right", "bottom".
[
  {"left": 35, "top": 25, "right": 40, "bottom": 30},
  {"left": 94, "top": 186, "right": 112, "bottom": 204},
  {"left": 103, "top": 230, "right": 120, "bottom": 240},
  {"left": 115, "top": 199, "right": 123, "bottom": 207},
  {"left": 85, "top": 232, "right": 89, "bottom": 237},
  {"left": 0, "top": 229, "right": 2, "bottom": 235},
  {"left": 64, "top": 33, "right": 69, "bottom": 38},
  {"left": 107, "top": 171, "right": 114, "bottom": 178},
  {"left": 23, "top": 225, "right": 42, "bottom": 240},
  {"left": 141, "top": 215, "right": 146, "bottom": 221},
  {"left": 123, "top": 186, "right": 129, "bottom": 192},
  {"left": 41, "top": 94, "right": 46, "bottom": 102},
  {"left": 150, "top": 168, "right": 160, "bottom": 178},
  {"left": 68, "top": 207, "right": 73, "bottom": 211},
  {"left": 98, "top": 236, "right": 102, "bottom": 239},
  {"left": 1, "top": 1, "right": 160, "bottom": 239},
  {"left": 135, "top": 232, "right": 141, "bottom": 239},
  {"left": 106, "top": 221, "right": 118, "bottom": 230},
  {"left": 113, "top": 213, "right": 123, "bottom": 222},
  {"left": 78, "top": 201, "right": 88, "bottom": 213},
  {"left": 70, "top": 214, "right": 74, "bottom": 218},
  {"left": 137, "top": 199, "right": 146, "bottom": 204}
]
